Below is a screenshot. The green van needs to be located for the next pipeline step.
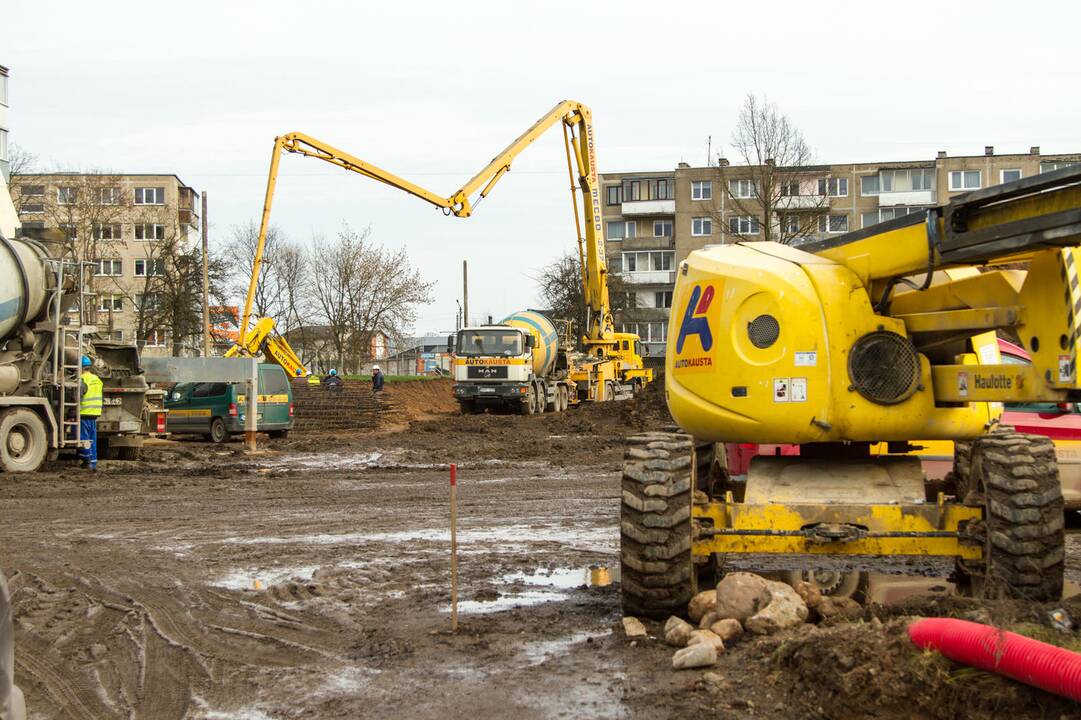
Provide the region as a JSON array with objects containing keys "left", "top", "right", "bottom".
[{"left": 165, "top": 363, "right": 295, "bottom": 442}]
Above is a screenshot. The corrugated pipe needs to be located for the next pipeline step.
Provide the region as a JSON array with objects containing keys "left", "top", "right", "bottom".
[{"left": 908, "top": 617, "right": 1081, "bottom": 702}]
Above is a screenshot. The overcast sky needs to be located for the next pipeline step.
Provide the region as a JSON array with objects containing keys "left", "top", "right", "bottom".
[{"left": 5, "top": 1, "right": 1080, "bottom": 334}]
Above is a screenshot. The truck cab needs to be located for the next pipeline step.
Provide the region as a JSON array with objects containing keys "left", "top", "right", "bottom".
[
  {"left": 611, "top": 332, "right": 653, "bottom": 391},
  {"left": 450, "top": 325, "right": 537, "bottom": 412}
]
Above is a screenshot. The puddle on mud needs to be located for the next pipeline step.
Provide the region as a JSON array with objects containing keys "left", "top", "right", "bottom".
[
  {"left": 261, "top": 450, "right": 552, "bottom": 472},
  {"left": 521, "top": 629, "right": 613, "bottom": 665},
  {"left": 449, "top": 565, "right": 619, "bottom": 614},
  {"left": 211, "top": 565, "right": 320, "bottom": 590}
]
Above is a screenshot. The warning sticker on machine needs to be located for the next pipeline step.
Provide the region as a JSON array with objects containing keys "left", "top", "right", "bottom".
[
  {"left": 794, "top": 351, "right": 817, "bottom": 367},
  {"left": 791, "top": 377, "right": 807, "bottom": 402},
  {"left": 773, "top": 378, "right": 789, "bottom": 402},
  {"left": 958, "top": 371, "right": 969, "bottom": 398},
  {"left": 1059, "top": 355, "right": 1074, "bottom": 383}
]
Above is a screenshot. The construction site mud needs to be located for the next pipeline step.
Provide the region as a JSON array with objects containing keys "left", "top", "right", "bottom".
[{"left": 4, "top": 380, "right": 1081, "bottom": 719}]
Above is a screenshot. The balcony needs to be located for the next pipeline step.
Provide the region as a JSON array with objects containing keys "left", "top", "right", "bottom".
[
  {"left": 775, "top": 195, "right": 827, "bottom": 211},
  {"left": 878, "top": 189, "right": 936, "bottom": 207},
  {"left": 622, "top": 199, "right": 675, "bottom": 216},
  {"left": 622, "top": 270, "right": 675, "bottom": 285},
  {"left": 622, "top": 235, "right": 674, "bottom": 250}
]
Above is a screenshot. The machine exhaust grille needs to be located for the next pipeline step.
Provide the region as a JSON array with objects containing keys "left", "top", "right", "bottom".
[
  {"left": 848, "top": 331, "right": 920, "bottom": 405},
  {"left": 747, "top": 314, "right": 780, "bottom": 349}
]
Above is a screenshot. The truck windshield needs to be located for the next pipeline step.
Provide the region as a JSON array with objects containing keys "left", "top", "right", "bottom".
[{"left": 457, "top": 330, "right": 522, "bottom": 356}]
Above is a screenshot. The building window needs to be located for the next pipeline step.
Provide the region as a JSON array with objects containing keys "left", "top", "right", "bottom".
[
  {"left": 880, "top": 169, "right": 934, "bottom": 192},
  {"left": 1040, "top": 161, "right": 1077, "bottom": 174},
  {"left": 110, "top": 330, "right": 124, "bottom": 342},
  {"left": 20, "top": 222, "right": 45, "bottom": 235},
  {"left": 653, "top": 219, "right": 672, "bottom": 237},
  {"left": 949, "top": 170, "right": 981, "bottom": 191},
  {"left": 59, "top": 223, "right": 78, "bottom": 239},
  {"left": 691, "top": 217, "right": 712, "bottom": 236},
  {"left": 0, "top": 129, "right": 7, "bottom": 164},
  {"left": 1000, "top": 169, "right": 1022, "bottom": 184},
  {"left": 655, "top": 179, "right": 673, "bottom": 200},
  {"left": 98, "top": 294, "right": 123, "bottom": 312},
  {"left": 818, "top": 214, "right": 849, "bottom": 233},
  {"left": 144, "top": 329, "right": 168, "bottom": 347},
  {"left": 781, "top": 214, "right": 800, "bottom": 233},
  {"left": 135, "top": 223, "right": 166, "bottom": 240},
  {"left": 729, "top": 179, "right": 756, "bottom": 199},
  {"left": 623, "top": 180, "right": 641, "bottom": 201},
  {"left": 691, "top": 181, "right": 712, "bottom": 200},
  {"left": 817, "top": 177, "right": 848, "bottom": 197},
  {"left": 622, "top": 251, "right": 673, "bottom": 273},
  {"left": 606, "top": 185, "right": 622, "bottom": 205},
  {"left": 0, "top": 74, "right": 7, "bottom": 106},
  {"left": 135, "top": 293, "right": 161, "bottom": 311},
  {"left": 57, "top": 187, "right": 77, "bottom": 205},
  {"left": 98, "top": 187, "right": 120, "bottom": 205},
  {"left": 860, "top": 175, "right": 880, "bottom": 196},
  {"left": 134, "top": 259, "right": 165, "bottom": 277},
  {"left": 779, "top": 181, "right": 800, "bottom": 197},
  {"left": 93, "top": 259, "right": 123, "bottom": 276},
  {"left": 621, "top": 321, "right": 668, "bottom": 343},
  {"left": 93, "top": 223, "right": 122, "bottom": 240},
  {"left": 729, "top": 215, "right": 759, "bottom": 234},
  {"left": 20, "top": 185, "right": 44, "bottom": 198},
  {"left": 20, "top": 203, "right": 44, "bottom": 214},
  {"left": 608, "top": 220, "right": 636, "bottom": 241},
  {"left": 134, "top": 187, "right": 165, "bottom": 205},
  {"left": 654, "top": 291, "right": 673, "bottom": 309}
]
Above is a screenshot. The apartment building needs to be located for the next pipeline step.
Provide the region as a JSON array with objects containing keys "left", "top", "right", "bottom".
[
  {"left": 603, "top": 147, "right": 1081, "bottom": 357},
  {"left": 11, "top": 172, "right": 200, "bottom": 355},
  {"left": 0, "top": 64, "right": 16, "bottom": 238}
]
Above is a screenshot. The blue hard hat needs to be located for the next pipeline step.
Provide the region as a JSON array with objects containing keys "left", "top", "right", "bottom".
[
  {"left": 81, "top": 355, "right": 91, "bottom": 367},
  {"left": 329, "top": 369, "right": 337, "bottom": 376}
]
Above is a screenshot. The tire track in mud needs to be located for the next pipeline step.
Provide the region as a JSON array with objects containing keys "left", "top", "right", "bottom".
[{"left": 15, "top": 634, "right": 112, "bottom": 720}]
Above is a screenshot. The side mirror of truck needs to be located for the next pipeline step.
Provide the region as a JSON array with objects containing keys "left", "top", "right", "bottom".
[
  {"left": 447, "top": 334, "right": 456, "bottom": 354},
  {"left": 524, "top": 334, "right": 535, "bottom": 349}
]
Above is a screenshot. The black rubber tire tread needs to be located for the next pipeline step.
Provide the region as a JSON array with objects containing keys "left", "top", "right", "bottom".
[
  {"left": 208, "top": 417, "right": 228, "bottom": 444},
  {"left": 117, "top": 446, "right": 140, "bottom": 461},
  {"left": 458, "top": 401, "right": 475, "bottom": 416},
  {"left": 621, "top": 431, "right": 694, "bottom": 619},
  {"left": 967, "top": 431, "right": 1064, "bottom": 602}
]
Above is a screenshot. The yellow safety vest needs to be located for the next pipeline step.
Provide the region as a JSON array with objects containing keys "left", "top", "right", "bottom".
[
  {"left": 81, "top": 371, "right": 103, "bottom": 417},
  {"left": 307, "top": 374, "right": 321, "bottom": 385}
]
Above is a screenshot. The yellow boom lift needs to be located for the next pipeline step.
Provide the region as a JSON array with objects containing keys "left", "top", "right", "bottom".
[
  {"left": 231, "top": 100, "right": 651, "bottom": 394},
  {"left": 622, "top": 166, "right": 1081, "bottom": 616}
]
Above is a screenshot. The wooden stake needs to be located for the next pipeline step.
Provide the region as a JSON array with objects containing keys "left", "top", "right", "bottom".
[{"left": 450, "top": 462, "right": 458, "bottom": 632}]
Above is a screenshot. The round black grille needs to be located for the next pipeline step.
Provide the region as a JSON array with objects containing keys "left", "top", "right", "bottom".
[
  {"left": 747, "top": 314, "right": 780, "bottom": 349},
  {"left": 848, "top": 331, "right": 920, "bottom": 405}
]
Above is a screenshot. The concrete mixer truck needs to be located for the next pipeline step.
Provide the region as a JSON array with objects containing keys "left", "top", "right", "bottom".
[
  {"left": 0, "top": 230, "right": 163, "bottom": 471},
  {"left": 450, "top": 310, "right": 649, "bottom": 414}
]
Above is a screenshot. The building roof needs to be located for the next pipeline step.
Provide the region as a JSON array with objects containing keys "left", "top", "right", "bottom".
[{"left": 14, "top": 172, "right": 195, "bottom": 187}]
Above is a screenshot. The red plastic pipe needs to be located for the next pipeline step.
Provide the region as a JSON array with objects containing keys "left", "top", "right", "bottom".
[{"left": 909, "top": 617, "right": 1081, "bottom": 702}]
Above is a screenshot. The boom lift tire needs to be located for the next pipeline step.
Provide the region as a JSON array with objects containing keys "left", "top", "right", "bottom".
[
  {"left": 620, "top": 432, "right": 697, "bottom": 619},
  {"left": 0, "top": 408, "right": 48, "bottom": 473},
  {"left": 956, "top": 431, "right": 1065, "bottom": 602}
]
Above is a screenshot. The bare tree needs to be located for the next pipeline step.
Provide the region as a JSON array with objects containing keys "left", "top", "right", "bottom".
[
  {"left": 535, "top": 252, "right": 633, "bottom": 342},
  {"left": 7, "top": 142, "right": 37, "bottom": 177},
  {"left": 716, "top": 93, "right": 825, "bottom": 245},
  {"left": 131, "top": 232, "right": 228, "bottom": 356},
  {"left": 222, "top": 220, "right": 289, "bottom": 325},
  {"left": 307, "top": 225, "right": 433, "bottom": 372}
]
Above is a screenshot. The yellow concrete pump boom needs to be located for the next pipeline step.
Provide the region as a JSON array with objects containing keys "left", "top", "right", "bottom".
[{"left": 235, "top": 100, "right": 625, "bottom": 362}]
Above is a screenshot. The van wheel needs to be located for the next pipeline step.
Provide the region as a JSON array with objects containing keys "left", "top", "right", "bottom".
[
  {"left": 206, "top": 417, "right": 228, "bottom": 444},
  {"left": 0, "top": 408, "right": 48, "bottom": 473},
  {"left": 268, "top": 430, "right": 289, "bottom": 440}
]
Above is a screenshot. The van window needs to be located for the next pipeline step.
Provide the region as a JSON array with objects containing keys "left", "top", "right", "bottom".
[
  {"left": 259, "top": 368, "right": 289, "bottom": 395},
  {"left": 192, "top": 382, "right": 228, "bottom": 398},
  {"left": 622, "top": 340, "right": 629, "bottom": 351}
]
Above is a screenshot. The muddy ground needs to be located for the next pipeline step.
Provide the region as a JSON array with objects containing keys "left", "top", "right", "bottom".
[{"left": 3, "top": 381, "right": 1081, "bottom": 719}]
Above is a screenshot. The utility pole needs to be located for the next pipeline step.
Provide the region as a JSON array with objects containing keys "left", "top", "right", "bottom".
[
  {"left": 201, "top": 191, "right": 211, "bottom": 357},
  {"left": 462, "top": 260, "right": 469, "bottom": 328}
]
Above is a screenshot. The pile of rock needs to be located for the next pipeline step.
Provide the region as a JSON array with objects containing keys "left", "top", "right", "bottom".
[{"left": 622, "top": 571, "right": 864, "bottom": 670}]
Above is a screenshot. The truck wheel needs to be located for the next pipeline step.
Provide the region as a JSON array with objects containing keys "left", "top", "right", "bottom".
[
  {"left": 783, "top": 569, "right": 866, "bottom": 600},
  {"left": 620, "top": 432, "right": 695, "bottom": 619},
  {"left": 605, "top": 381, "right": 615, "bottom": 402},
  {"left": 118, "top": 446, "right": 141, "bottom": 461},
  {"left": 957, "top": 431, "right": 1064, "bottom": 602},
  {"left": 0, "top": 408, "right": 48, "bottom": 473},
  {"left": 521, "top": 387, "right": 536, "bottom": 415},
  {"left": 206, "top": 417, "right": 228, "bottom": 444},
  {"left": 545, "top": 384, "right": 557, "bottom": 412},
  {"left": 558, "top": 386, "right": 568, "bottom": 412},
  {"left": 98, "top": 437, "right": 118, "bottom": 460},
  {"left": 459, "top": 400, "right": 476, "bottom": 415},
  {"left": 268, "top": 430, "right": 289, "bottom": 440}
]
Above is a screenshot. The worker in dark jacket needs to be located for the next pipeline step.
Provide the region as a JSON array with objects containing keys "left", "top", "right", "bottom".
[
  {"left": 79, "top": 355, "right": 103, "bottom": 470},
  {"left": 372, "top": 365, "right": 385, "bottom": 392},
  {"left": 322, "top": 368, "right": 343, "bottom": 391}
]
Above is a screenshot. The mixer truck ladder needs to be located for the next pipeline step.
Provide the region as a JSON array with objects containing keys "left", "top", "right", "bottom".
[{"left": 46, "top": 257, "right": 92, "bottom": 451}]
